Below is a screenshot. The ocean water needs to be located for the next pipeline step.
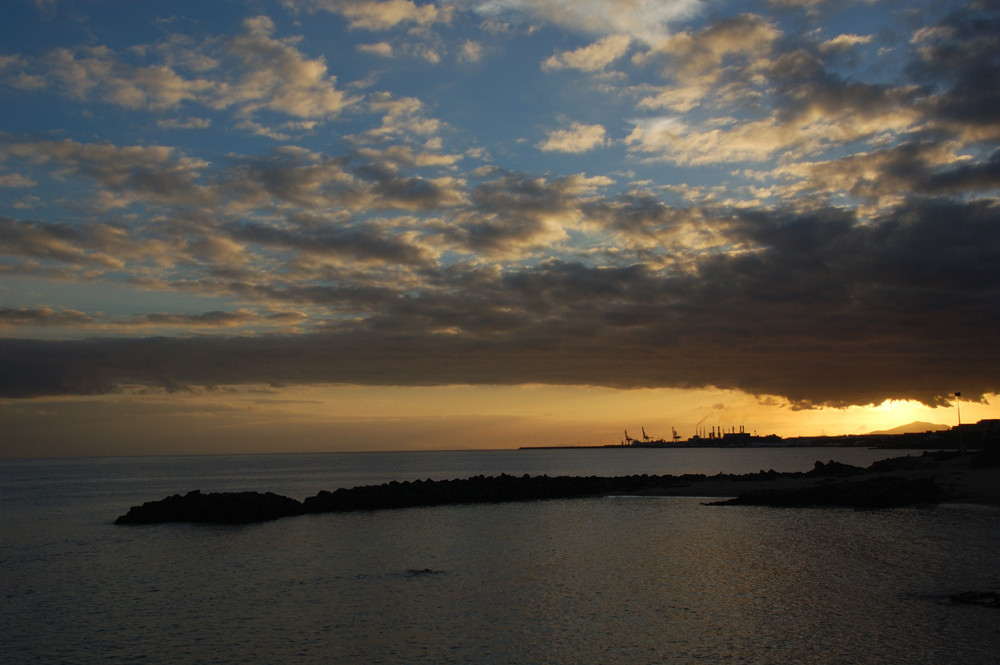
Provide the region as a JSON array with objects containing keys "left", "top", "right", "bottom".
[{"left": 2, "top": 447, "right": 999, "bottom": 664}]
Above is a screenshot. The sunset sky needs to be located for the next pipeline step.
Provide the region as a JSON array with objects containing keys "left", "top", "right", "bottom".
[{"left": 2, "top": 0, "right": 999, "bottom": 457}]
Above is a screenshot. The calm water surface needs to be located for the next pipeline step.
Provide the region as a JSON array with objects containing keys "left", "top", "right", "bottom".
[{"left": 3, "top": 448, "right": 998, "bottom": 664}]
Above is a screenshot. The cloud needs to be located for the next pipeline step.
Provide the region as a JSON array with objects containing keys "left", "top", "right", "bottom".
[
  {"left": 227, "top": 216, "right": 431, "bottom": 265},
  {"left": 0, "top": 307, "right": 93, "bottom": 329},
  {"left": 0, "top": 217, "right": 130, "bottom": 269},
  {"left": 1, "top": 138, "right": 215, "bottom": 209},
  {"left": 33, "top": 45, "right": 211, "bottom": 109},
  {"left": 627, "top": 116, "right": 812, "bottom": 165},
  {"left": 0, "top": 133, "right": 462, "bottom": 217},
  {"left": 907, "top": 5, "right": 1000, "bottom": 141},
  {"left": 542, "top": 34, "right": 631, "bottom": 72},
  {"left": 766, "top": 0, "right": 878, "bottom": 7},
  {"left": 0, "top": 306, "right": 307, "bottom": 335},
  {"left": 356, "top": 144, "right": 463, "bottom": 168},
  {"left": 128, "top": 309, "right": 307, "bottom": 330},
  {"left": 7, "top": 16, "right": 356, "bottom": 123},
  {"left": 358, "top": 42, "right": 395, "bottom": 57},
  {"left": 628, "top": 19, "right": 925, "bottom": 166},
  {"left": 469, "top": 0, "right": 703, "bottom": 45},
  {"left": 819, "top": 33, "right": 873, "bottom": 53},
  {"left": 216, "top": 16, "right": 356, "bottom": 118},
  {"left": 156, "top": 116, "right": 212, "bottom": 130},
  {"left": 629, "top": 3, "right": 1000, "bottom": 176},
  {"left": 458, "top": 40, "right": 485, "bottom": 63},
  {"left": 579, "top": 192, "right": 701, "bottom": 249},
  {"left": 2, "top": 189, "right": 999, "bottom": 407},
  {"left": 0, "top": 173, "right": 36, "bottom": 187},
  {"left": 0, "top": 54, "right": 47, "bottom": 90},
  {"left": 288, "top": 0, "right": 454, "bottom": 30},
  {"left": 537, "top": 122, "right": 608, "bottom": 153},
  {"left": 433, "top": 172, "right": 613, "bottom": 254},
  {"left": 754, "top": 141, "right": 999, "bottom": 212},
  {"left": 364, "top": 92, "right": 444, "bottom": 140},
  {"left": 645, "top": 13, "right": 780, "bottom": 78},
  {"left": 633, "top": 14, "right": 781, "bottom": 113}
]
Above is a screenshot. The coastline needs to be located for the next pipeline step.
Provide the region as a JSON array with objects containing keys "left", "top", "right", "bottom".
[
  {"left": 643, "top": 451, "right": 1000, "bottom": 506},
  {"left": 115, "top": 450, "right": 1000, "bottom": 524}
]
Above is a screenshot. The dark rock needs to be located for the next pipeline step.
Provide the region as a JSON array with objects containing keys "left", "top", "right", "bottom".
[
  {"left": 868, "top": 456, "right": 931, "bottom": 473},
  {"left": 115, "top": 474, "right": 677, "bottom": 524},
  {"left": 805, "top": 460, "right": 866, "bottom": 477},
  {"left": 709, "top": 476, "right": 944, "bottom": 509},
  {"left": 406, "top": 568, "right": 444, "bottom": 577},
  {"left": 300, "top": 473, "right": 616, "bottom": 514},
  {"left": 950, "top": 591, "right": 1000, "bottom": 608},
  {"left": 115, "top": 490, "right": 304, "bottom": 524},
  {"left": 971, "top": 450, "right": 1000, "bottom": 469}
]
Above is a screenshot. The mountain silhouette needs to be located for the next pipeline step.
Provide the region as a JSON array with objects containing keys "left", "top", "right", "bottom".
[{"left": 867, "top": 421, "right": 949, "bottom": 435}]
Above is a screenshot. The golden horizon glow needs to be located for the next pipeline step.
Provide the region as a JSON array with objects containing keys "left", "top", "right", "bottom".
[{"left": 4, "top": 386, "right": 997, "bottom": 458}]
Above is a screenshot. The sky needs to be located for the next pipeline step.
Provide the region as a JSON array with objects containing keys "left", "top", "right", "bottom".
[{"left": 2, "top": 0, "right": 999, "bottom": 457}]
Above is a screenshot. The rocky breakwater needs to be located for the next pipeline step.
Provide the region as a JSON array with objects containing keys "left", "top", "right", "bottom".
[
  {"left": 115, "top": 473, "right": 685, "bottom": 525},
  {"left": 301, "top": 473, "right": 613, "bottom": 513},
  {"left": 114, "top": 490, "right": 305, "bottom": 524},
  {"left": 114, "top": 451, "right": 981, "bottom": 525}
]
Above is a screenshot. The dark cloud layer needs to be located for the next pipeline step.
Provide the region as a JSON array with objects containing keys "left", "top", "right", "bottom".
[{"left": 3, "top": 196, "right": 998, "bottom": 407}]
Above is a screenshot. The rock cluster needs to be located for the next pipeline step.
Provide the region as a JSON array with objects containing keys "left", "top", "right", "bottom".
[
  {"left": 709, "top": 475, "right": 943, "bottom": 509},
  {"left": 114, "top": 490, "right": 304, "bottom": 524},
  {"left": 950, "top": 591, "right": 1000, "bottom": 609}
]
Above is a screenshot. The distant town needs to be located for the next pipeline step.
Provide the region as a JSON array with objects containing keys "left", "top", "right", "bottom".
[{"left": 523, "top": 420, "right": 1000, "bottom": 451}]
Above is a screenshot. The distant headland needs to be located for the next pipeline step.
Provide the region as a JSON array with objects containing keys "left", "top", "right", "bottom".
[{"left": 521, "top": 419, "right": 1000, "bottom": 451}]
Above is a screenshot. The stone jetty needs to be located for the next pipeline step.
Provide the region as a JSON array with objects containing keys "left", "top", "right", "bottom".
[{"left": 113, "top": 450, "right": 998, "bottom": 525}]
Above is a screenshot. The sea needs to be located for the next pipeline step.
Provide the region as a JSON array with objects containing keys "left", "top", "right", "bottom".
[{"left": 2, "top": 446, "right": 999, "bottom": 665}]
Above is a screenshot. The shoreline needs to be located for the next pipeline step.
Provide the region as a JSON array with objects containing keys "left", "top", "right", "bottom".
[
  {"left": 114, "top": 450, "right": 1000, "bottom": 525},
  {"left": 648, "top": 451, "right": 1000, "bottom": 508},
  {"left": 519, "top": 443, "right": 965, "bottom": 451}
]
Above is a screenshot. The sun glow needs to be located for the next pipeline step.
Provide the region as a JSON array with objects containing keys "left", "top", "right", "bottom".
[{"left": 868, "top": 398, "right": 935, "bottom": 426}]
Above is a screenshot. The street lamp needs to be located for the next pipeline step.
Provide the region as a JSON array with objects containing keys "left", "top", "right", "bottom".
[{"left": 955, "top": 392, "right": 965, "bottom": 456}]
